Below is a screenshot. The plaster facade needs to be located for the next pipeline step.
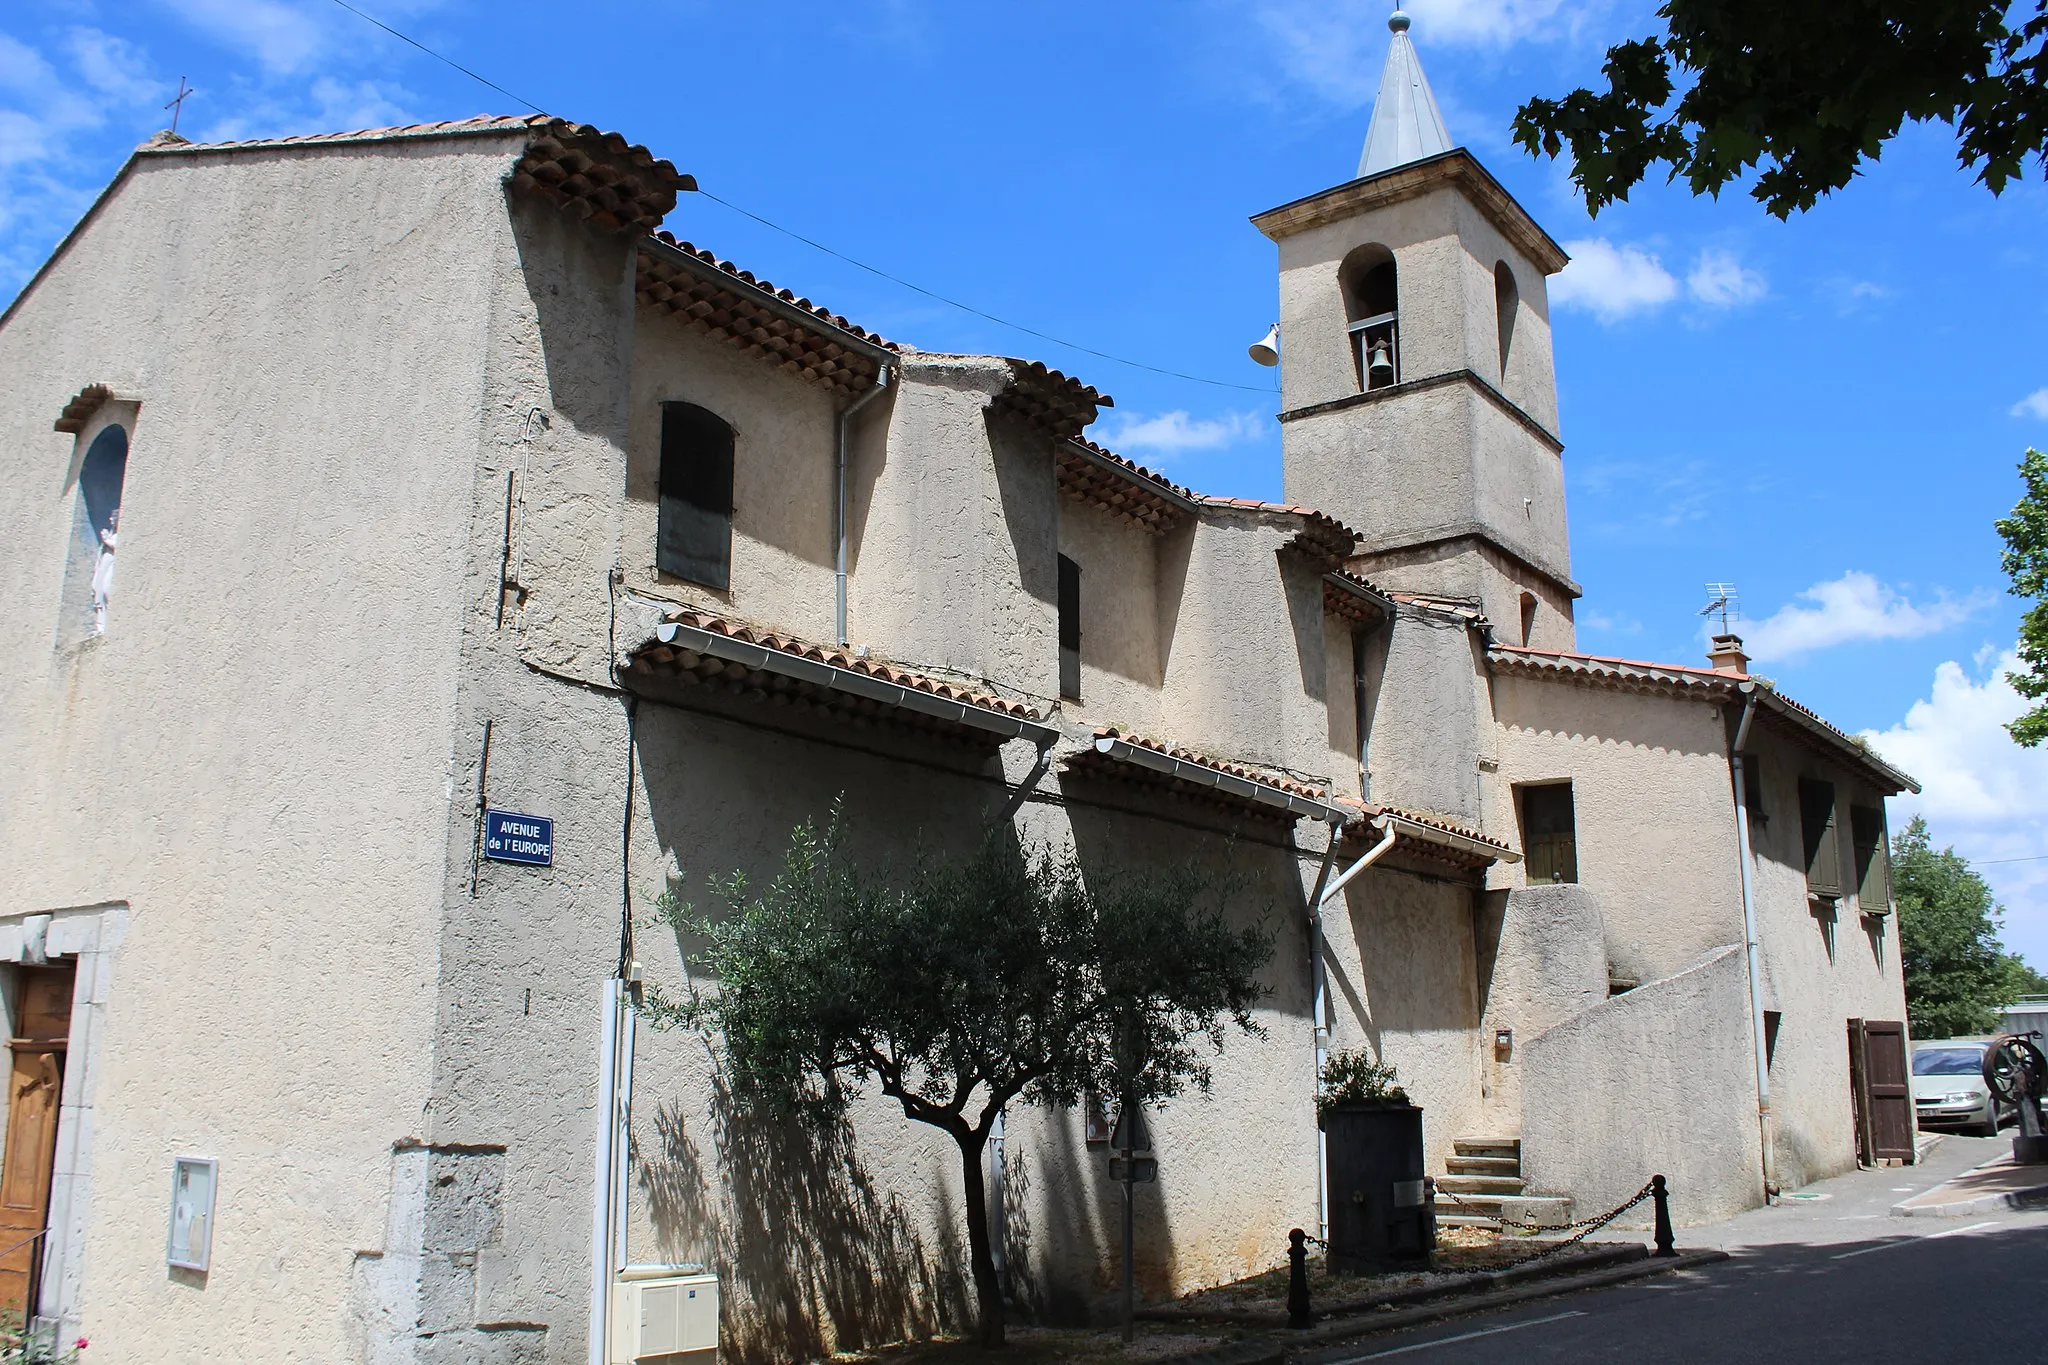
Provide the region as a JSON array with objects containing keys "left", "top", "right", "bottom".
[{"left": 0, "top": 83, "right": 1914, "bottom": 1365}]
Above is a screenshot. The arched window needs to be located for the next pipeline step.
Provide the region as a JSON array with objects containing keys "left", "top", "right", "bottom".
[
  {"left": 65, "top": 425, "right": 128, "bottom": 639},
  {"left": 1339, "top": 245, "right": 1399, "bottom": 392},
  {"left": 657, "top": 402, "right": 736, "bottom": 590},
  {"left": 1494, "top": 262, "right": 1519, "bottom": 383}
]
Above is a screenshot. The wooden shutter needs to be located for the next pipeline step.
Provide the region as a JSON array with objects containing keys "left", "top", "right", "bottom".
[
  {"left": 1851, "top": 806, "right": 1891, "bottom": 913},
  {"left": 657, "top": 403, "right": 735, "bottom": 590},
  {"left": 1057, "top": 554, "right": 1081, "bottom": 700},
  {"left": 1798, "top": 778, "right": 1841, "bottom": 898},
  {"left": 1519, "top": 783, "right": 1578, "bottom": 885},
  {"left": 1859, "top": 1019, "right": 1915, "bottom": 1161},
  {"left": 0, "top": 965, "right": 74, "bottom": 1316}
]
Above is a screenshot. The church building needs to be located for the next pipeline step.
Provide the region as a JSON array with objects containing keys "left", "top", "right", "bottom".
[{"left": 0, "top": 13, "right": 1916, "bottom": 1362}]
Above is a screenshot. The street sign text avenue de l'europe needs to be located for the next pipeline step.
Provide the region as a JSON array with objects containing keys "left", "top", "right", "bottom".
[{"left": 484, "top": 810, "right": 554, "bottom": 867}]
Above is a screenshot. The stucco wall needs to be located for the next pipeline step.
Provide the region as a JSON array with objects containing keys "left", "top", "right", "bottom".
[
  {"left": 1473, "top": 885, "right": 1608, "bottom": 1134},
  {"left": 1521, "top": 946, "right": 1763, "bottom": 1225},
  {"left": 1739, "top": 722, "right": 1913, "bottom": 1188},
  {"left": 1360, "top": 602, "right": 1486, "bottom": 823},
  {"left": 1321, "top": 860, "right": 1487, "bottom": 1175},
  {"left": 1056, "top": 496, "right": 1164, "bottom": 731},
  {"left": 622, "top": 301, "right": 844, "bottom": 642},
  {"left": 0, "top": 138, "right": 524, "bottom": 1359},
  {"left": 1489, "top": 676, "right": 1745, "bottom": 984}
]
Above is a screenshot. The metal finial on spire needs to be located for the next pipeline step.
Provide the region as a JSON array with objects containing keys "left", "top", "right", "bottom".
[{"left": 1358, "top": 9, "right": 1454, "bottom": 178}]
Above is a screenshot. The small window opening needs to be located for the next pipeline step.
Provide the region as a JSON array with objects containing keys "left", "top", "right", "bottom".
[
  {"left": 1518, "top": 782, "right": 1577, "bottom": 884},
  {"left": 1494, "top": 261, "right": 1519, "bottom": 383},
  {"left": 657, "top": 402, "right": 735, "bottom": 590},
  {"left": 1340, "top": 245, "right": 1399, "bottom": 392},
  {"left": 61, "top": 424, "right": 128, "bottom": 642},
  {"left": 1850, "top": 805, "right": 1891, "bottom": 915},
  {"left": 1798, "top": 777, "right": 1842, "bottom": 900},
  {"left": 1764, "top": 1011, "right": 1783, "bottom": 1071},
  {"left": 1518, "top": 591, "right": 1538, "bottom": 646},
  {"left": 1057, "top": 553, "right": 1081, "bottom": 701},
  {"left": 1352, "top": 628, "right": 1373, "bottom": 797}
]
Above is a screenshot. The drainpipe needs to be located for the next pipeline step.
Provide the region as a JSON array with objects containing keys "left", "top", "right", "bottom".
[
  {"left": 589, "top": 979, "right": 628, "bottom": 1365},
  {"left": 836, "top": 364, "right": 892, "bottom": 646},
  {"left": 1730, "top": 683, "right": 1777, "bottom": 1202},
  {"left": 1314, "top": 819, "right": 1399, "bottom": 1239}
]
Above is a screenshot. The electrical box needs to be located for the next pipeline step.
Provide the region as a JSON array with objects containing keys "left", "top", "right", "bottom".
[{"left": 610, "top": 1268, "right": 718, "bottom": 1363}]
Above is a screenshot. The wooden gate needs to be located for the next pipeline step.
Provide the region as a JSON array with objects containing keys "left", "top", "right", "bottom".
[{"left": 1849, "top": 1018, "right": 1915, "bottom": 1163}]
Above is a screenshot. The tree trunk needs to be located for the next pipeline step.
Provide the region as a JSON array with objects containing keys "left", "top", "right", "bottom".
[{"left": 956, "top": 1130, "right": 1006, "bottom": 1347}]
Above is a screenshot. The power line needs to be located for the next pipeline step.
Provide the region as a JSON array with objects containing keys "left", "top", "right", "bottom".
[
  {"left": 692, "top": 189, "right": 1277, "bottom": 394},
  {"left": 327, "top": 0, "right": 548, "bottom": 115},
  {"left": 324, "top": 0, "right": 1276, "bottom": 397},
  {"left": 1981, "top": 854, "right": 2048, "bottom": 865}
]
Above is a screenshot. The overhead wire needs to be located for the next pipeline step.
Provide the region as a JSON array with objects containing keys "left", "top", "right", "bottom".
[{"left": 324, "top": 0, "right": 1277, "bottom": 396}]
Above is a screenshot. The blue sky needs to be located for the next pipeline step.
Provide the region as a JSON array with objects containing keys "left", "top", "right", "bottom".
[{"left": 7, "top": 0, "right": 2047, "bottom": 962}]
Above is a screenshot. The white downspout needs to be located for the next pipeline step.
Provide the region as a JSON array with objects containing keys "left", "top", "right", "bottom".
[
  {"left": 589, "top": 980, "right": 632, "bottom": 1365},
  {"left": 1730, "top": 684, "right": 1777, "bottom": 1201},
  {"left": 836, "top": 364, "right": 891, "bottom": 646},
  {"left": 1315, "top": 820, "right": 1399, "bottom": 1239}
]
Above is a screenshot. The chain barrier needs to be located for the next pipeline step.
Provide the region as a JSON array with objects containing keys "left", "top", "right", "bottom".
[{"left": 1433, "top": 1177, "right": 1657, "bottom": 1267}]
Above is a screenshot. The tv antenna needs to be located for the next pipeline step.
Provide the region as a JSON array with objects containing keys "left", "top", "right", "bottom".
[{"left": 1699, "top": 583, "right": 1739, "bottom": 634}]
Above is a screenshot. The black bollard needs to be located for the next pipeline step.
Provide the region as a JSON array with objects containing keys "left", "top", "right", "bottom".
[
  {"left": 1287, "top": 1228, "right": 1311, "bottom": 1328},
  {"left": 1651, "top": 1175, "right": 1676, "bottom": 1258}
]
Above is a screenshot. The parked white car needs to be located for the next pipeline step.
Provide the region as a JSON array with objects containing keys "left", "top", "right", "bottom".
[{"left": 1913, "top": 1039, "right": 2006, "bottom": 1136}]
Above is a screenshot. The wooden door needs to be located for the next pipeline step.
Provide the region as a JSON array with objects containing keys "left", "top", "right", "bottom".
[
  {"left": 1859, "top": 1018, "right": 1915, "bottom": 1162},
  {"left": 0, "top": 965, "right": 74, "bottom": 1317},
  {"left": 1847, "top": 1019, "right": 1874, "bottom": 1166}
]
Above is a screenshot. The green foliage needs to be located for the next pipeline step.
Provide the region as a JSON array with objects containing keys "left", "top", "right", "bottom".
[
  {"left": 641, "top": 806, "right": 1274, "bottom": 1345},
  {"left": 0, "top": 1315, "right": 85, "bottom": 1365},
  {"left": 1894, "top": 817, "right": 2040, "bottom": 1037},
  {"left": 1998, "top": 449, "right": 2048, "bottom": 746},
  {"left": 1317, "top": 1048, "right": 1408, "bottom": 1124},
  {"left": 1512, "top": 2, "right": 2048, "bottom": 217}
]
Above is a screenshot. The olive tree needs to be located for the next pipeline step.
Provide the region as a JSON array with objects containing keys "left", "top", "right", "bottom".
[{"left": 641, "top": 813, "right": 1273, "bottom": 1348}]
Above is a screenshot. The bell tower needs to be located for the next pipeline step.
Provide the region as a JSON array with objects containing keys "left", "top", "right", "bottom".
[{"left": 1252, "top": 10, "right": 1578, "bottom": 647}]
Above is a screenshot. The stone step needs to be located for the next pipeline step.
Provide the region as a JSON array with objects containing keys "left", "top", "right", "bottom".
[
  {"left": 1434, "top": 1174, "right": 1526, "bottom": 1196},
  {"left": 1431, "top": 1192, "right": 1572, "bottom": 1228},
  {"left": 1445, "top": 1155, "right": 1521, "bottom": 1177},
  {"left": 1453, "top": 1136, "right": 1521, "bottom": 1159},
  {"left": 1435, "top": 1213, "right": 1507, "bottom": 1229}
]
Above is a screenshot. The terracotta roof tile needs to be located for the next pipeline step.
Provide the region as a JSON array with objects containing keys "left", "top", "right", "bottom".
[
  {"left": 53, "top": 382, "right": 113, "bottom": 434},
  {"left": 1324, "top": 568, "right": 1391, "bottom": 626},
  {"left": 1486, "top": 644, "right": 1917, "bottom": 793},
  {"left": 1057, "top": 439, "right": 1195, "bottom": 533},
  {"left": 625, "top": 608, "right": 1044, "bottom": 742},
  {"left": 1087, "top": 726, "right": 1330, "bottom": 802},
  {"left": 141, "top": 115, "right": 694, "bottom": 236},
  {"left": 641, "top": 235, "right": 894, "bottom": 397},
  {"left": 1194, "top": 496, "right": 1360, "bottom": 560},
  {"left": 993, "top": 360, "right": 1112, "bottom": 441}
]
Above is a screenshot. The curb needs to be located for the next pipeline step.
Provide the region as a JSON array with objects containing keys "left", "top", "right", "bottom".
[
  {"left": 1160, "top": 1248, "right": 1728, "bottom": 1364},
  {"left": 1891, "top": 1183, "right": 2048, "bottom": 1219},
  {"left": 1139, "top": 1243, "right": 1646, "bottom": 1328}
]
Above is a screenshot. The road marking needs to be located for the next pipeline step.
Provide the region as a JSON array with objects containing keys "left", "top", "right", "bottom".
[
  {"left": 1323, "top": 1310, "right": 1589, "bottom": 1361},
  {"left": 1830, "top": 1220, "right": 1999, "bottom": 1259}
]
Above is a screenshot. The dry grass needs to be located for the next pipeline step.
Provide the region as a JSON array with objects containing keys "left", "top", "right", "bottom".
[{"left": 827, "top": 1323, "right": 1232, "bottom": 1363}]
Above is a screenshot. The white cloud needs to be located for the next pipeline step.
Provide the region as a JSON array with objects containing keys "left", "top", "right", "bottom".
[
  {"left": 1553, "top": 240, "right": 1770, "bottom": 322},
  {"left": 1865, "top": 651, "right": 2048, "bottom": 966},
  {"left": 175, "top": 0, "right": 331, "bottom": 75},
  {"left": 1686, "top": 248, "right": 1767, "bottom": 307},
  {"left": 1744, "top": 571, "right": 1991, "bottom": 661},
  {"left": 1551, "top": 239, "right": 1679, "bottom": 322},
  {"left": 1093, "top": 409, "right": 1265, "bottom": 459},
  {"left": 2012, "top": 388, "right": 2048, "bottom": 421},
  {"left": 1238, "top": 0, "right": 1600, "bottom": 108}
]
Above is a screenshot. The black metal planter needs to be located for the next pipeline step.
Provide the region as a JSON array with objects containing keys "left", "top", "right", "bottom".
[{"left": 1324, "top": 1101, "right": 1433, "bottom": 1273}]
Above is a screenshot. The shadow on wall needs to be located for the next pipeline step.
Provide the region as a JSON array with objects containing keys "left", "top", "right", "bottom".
[{"left": 634, "top": 1048, "right": 969, "bottom": 1363}]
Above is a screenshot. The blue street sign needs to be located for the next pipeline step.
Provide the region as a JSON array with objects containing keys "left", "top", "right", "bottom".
[{"left": 484, "top": 810, "right": 554, "bottom": 866}]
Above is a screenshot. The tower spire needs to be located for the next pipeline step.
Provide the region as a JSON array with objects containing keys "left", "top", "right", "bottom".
[{"left": 1357, "top": 9, "right": 1454, "bottom": 178}]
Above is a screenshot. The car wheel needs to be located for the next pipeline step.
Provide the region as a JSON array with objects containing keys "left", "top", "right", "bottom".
[{"left": 1980, "top": 1104, "right": 2002, "bottom": 1137}]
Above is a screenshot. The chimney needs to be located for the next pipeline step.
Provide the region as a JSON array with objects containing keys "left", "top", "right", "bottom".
[{"left": 1708, "top": 633, "right": 1749, "bottom": 673}]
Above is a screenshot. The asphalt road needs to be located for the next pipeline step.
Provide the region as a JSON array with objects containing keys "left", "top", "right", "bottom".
[{"left": 1299, "top": 1135, "right": 2048, "bottom": 1363}]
